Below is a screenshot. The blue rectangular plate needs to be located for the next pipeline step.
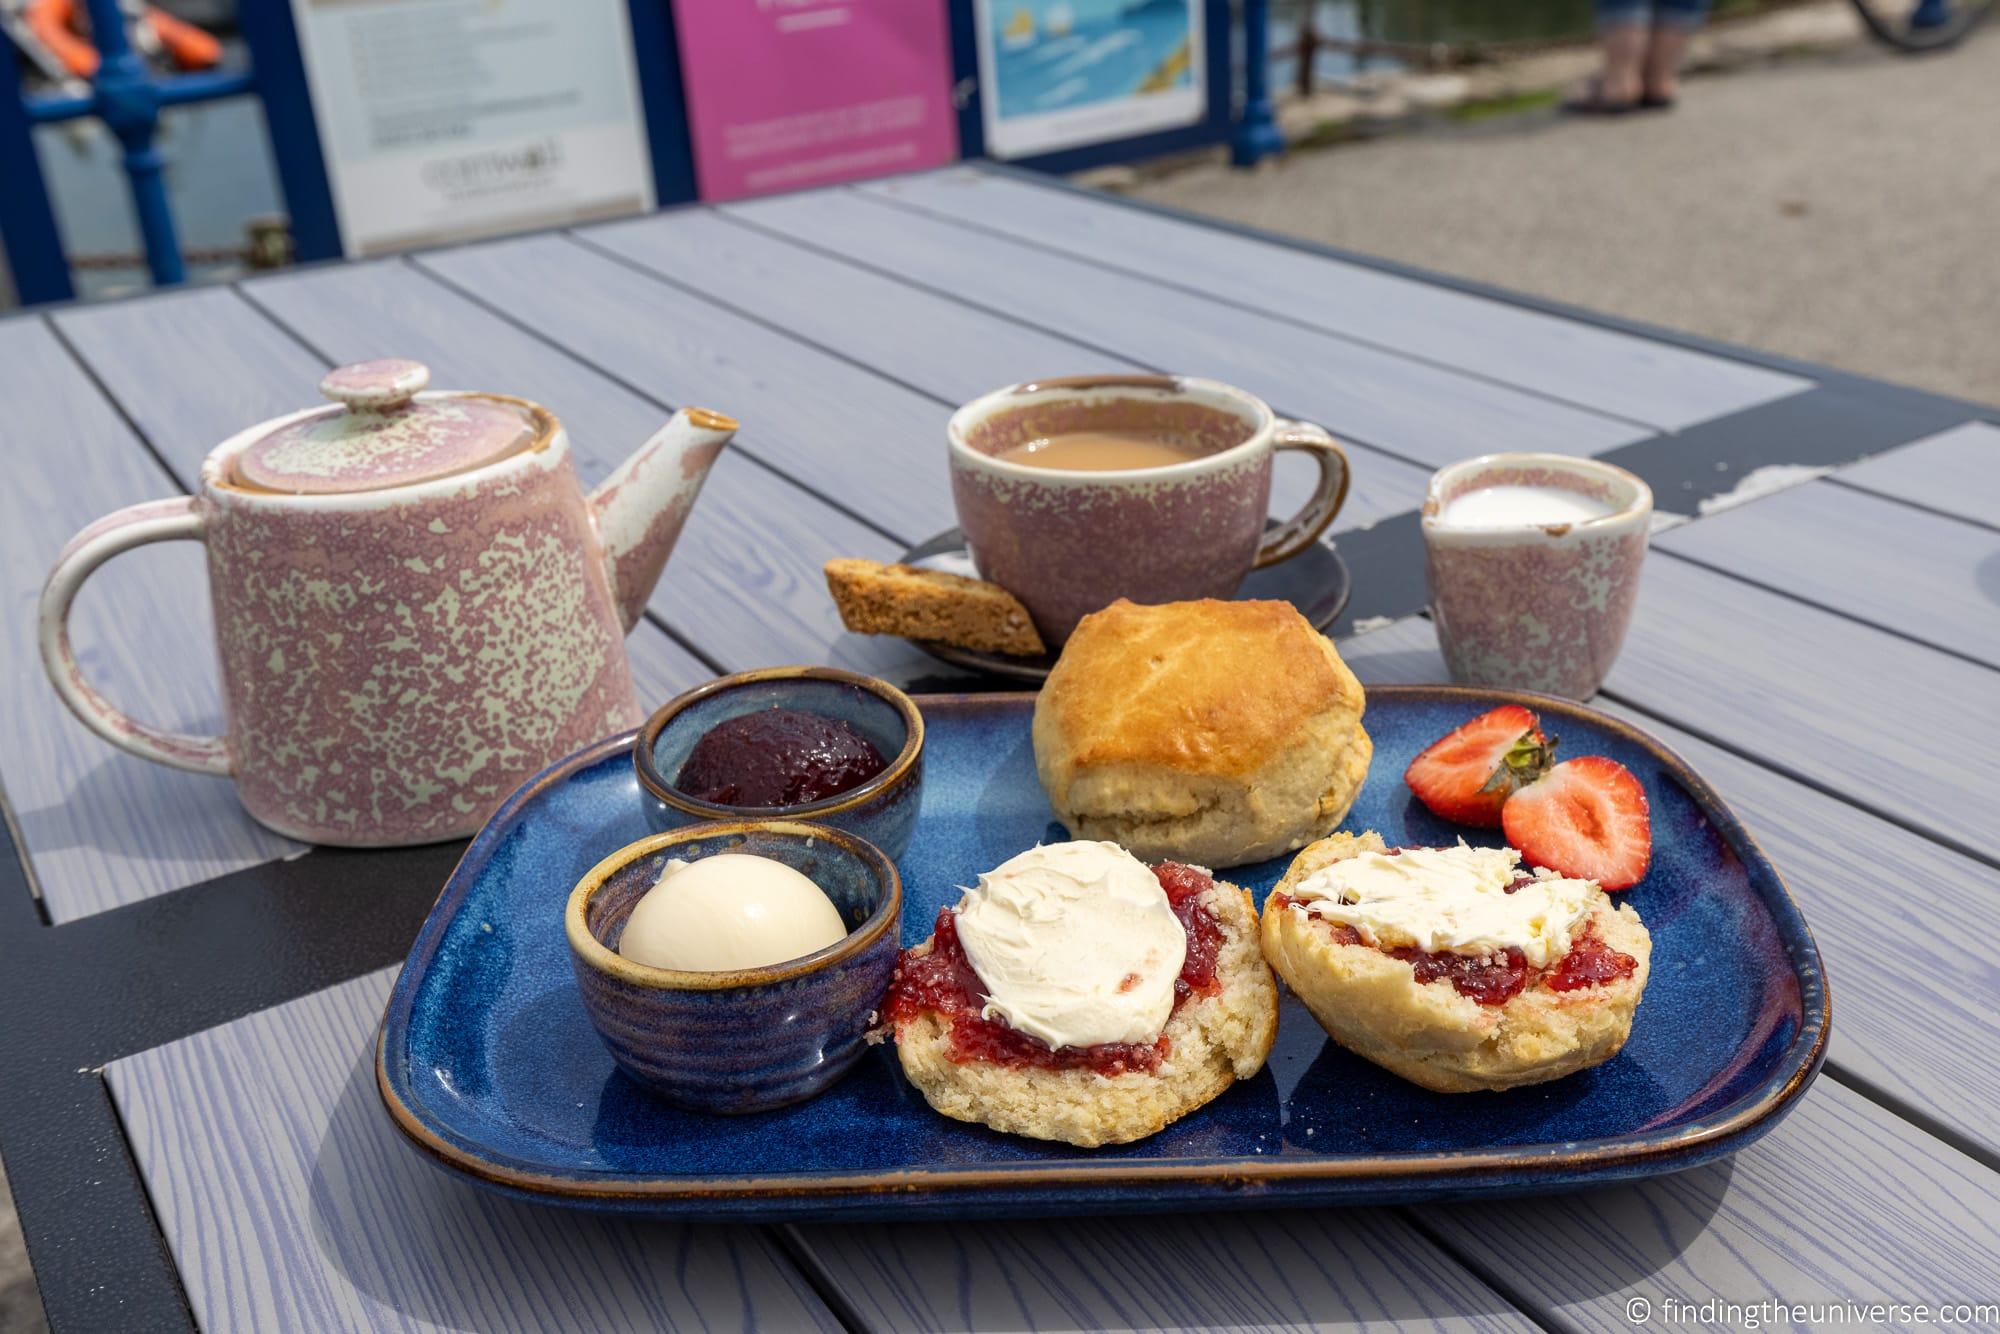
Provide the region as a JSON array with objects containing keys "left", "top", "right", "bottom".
[{"left": 377, "top": 686, "right": 1828, "bottom": 1220}]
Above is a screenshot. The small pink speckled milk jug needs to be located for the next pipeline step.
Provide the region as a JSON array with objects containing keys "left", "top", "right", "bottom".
[
  {"left": 1421, "top": 452, "right": 1652, "bottom": 701},
  {"left": 39, "top": 358, "right": 735, "bottom": 846}
]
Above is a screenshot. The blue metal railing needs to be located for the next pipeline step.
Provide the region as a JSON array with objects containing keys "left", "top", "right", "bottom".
[
  {"left": 1, "top": 0, "right": 342, "bottom": 305},
  {"left": 1234, "top": 0, "right": 1283, "bottom": 168},
  {"left": 23, "top": 0, "right": 258, "bottom": 289}
]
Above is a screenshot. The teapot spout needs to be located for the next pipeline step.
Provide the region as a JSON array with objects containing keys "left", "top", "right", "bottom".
[{"left": 589, "top": 407, "right": 735, "bottom": 631}]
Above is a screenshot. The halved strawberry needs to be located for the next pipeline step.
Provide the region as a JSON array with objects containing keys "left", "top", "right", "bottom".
[
  {"left": 1501, "top": 756, "right": 1652, "bottom": 890},
  {"left": 1403, "top": 706, "right": 1556, "bottom": 828}
]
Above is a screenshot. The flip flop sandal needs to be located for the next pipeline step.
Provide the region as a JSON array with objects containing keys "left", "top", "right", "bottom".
[{"left": 1639, "top": 93, "right": 1678, "bottom": 110}]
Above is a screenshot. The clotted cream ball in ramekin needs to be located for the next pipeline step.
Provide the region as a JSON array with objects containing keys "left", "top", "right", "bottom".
[
  {"left": 565, "top": 820, "right": 901, "bottom": 1114},
  {"left": 635, "top": 667, "right": 923, "bottom": 860}
]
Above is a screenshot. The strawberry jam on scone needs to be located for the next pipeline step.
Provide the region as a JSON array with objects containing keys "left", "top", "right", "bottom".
[
  {"left": 882, "top": 859, "right": 1224, "bottom": 1076},
  {"left": 882, "top": 842, "right": 1277, "bottom": 1146},
  {"left": 1260, "top": 833, "right": 1650, "bottom": 1093}
]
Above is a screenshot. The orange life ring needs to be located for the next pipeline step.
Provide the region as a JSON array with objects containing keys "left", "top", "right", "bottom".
[{"left": 22, "top": 0, "right": 222, "bottom": 78}]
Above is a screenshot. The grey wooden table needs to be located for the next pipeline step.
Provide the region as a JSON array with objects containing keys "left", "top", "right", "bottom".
[{"left": 2, "top": 163, "right": 1997, "bottom": 1333}]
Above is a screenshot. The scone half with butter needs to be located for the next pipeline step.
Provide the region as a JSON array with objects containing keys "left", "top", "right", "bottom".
[
  {"left": 880, "top": 842, "right": 1278, "bottom": 1147},
  {"left": 1033, "top": 598, "right": 1372, "bottom": 868},
  {"left": 1260, "top": 833, "right": 1650, "bottom": 1093}
]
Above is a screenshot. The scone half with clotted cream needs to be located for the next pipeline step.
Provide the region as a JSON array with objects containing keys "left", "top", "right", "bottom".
[
  {"left": 880, "top": 841, "right": 1278, "bottom": 1147},
  {"left": 1033, "top": 598, "right": 1372, "bottom": 868},
  {"left": 1260, "top": 832, "right": 1650, "bottom": 1093}
]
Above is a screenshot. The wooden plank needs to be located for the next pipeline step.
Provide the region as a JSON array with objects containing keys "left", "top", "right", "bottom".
[
  {"left": 104, "top": 968, "right": 839, "bottom": 1334},
  {"left": 53, "top": 286, "right": 330, "bottom": 488},
  {"left": 787, "top": 1209, "right": 1531, "bottom": 1333},
  {"left": 722, "top": 190, "right": 1428, "bottom": 533},
  {"left": 1337, "top": 614, "right": 1452, "bottom": 685},
  {"left": 0, "top": 315, "right": 294, "bottom": 923},
  {"left": 1417, "top": 1077, "right": 2000, "bottom": 1332},
  {"left": 55, "top": 286, "right": 712, "bottom": 716},
  {"left": 730, "top": 187, "right": 1646, "bottom": 475},
  {"left": 867, "top": 168, "right": 1812, "bottom": 433},
  {"left": 1654, "top": 478, "right": 2000, "bottom": 667},
  {"left": 581, "top": 209, "right": 1352, "bottom": 528},
  {"left": 239, "top": 258, "right": 943, "bottom": 685},
  {"left": 1339, "top": 616, "right": 2000, "bottom": 1161},
  {"left": 412, "top": 234, "right": 957, "bottom": 544},
  {"left": 1604, "top": 555, "right": 2000, "bottom": 856},
  {"left": 1836, "top": 421, "right": 2000, "bottom": 528},
  {"left": 583, "top": 207, "right": 1152, "bottom": 412}
]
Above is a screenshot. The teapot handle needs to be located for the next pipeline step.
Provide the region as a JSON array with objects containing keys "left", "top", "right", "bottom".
[{"left": 39, "top": 498, "right": 232, "bottom": 776}]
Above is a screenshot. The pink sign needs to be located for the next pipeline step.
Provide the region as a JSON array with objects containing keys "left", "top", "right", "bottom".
[{"left": 673, "top": 0, "right": 959, "bottom": 202}]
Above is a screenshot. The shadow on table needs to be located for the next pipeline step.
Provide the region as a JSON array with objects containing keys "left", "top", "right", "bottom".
[
  {"left": 789, "top": 1155, "right": 1737, "bottom": 1329},
  {"left": 306, "top": 1010, "right": 1734, "bottom": 1329},
  {"left": 1413, "top": 1152, "right": 1739, "bottom": 1310},
  {"left": 1341, "top": 649, "right": 1448, "bottom": 689},
  {"left": 19, "top": 737, "right": 266, "bottom": 866},
  {"left": 1975, "top": 549, "right": 2000, "bottom": 609},
  {"left": 305, "top": 1047, "right": 804, "bottom": 1329}
]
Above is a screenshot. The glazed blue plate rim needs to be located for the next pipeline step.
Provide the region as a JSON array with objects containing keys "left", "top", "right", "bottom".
[{"left": 376, "top": 685, "right": 1830, "bottom": 1208}]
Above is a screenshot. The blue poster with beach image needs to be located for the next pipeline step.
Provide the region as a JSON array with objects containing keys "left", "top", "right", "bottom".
[{"left": 977, "top": 0, "right": 1206, "bottom": 158}]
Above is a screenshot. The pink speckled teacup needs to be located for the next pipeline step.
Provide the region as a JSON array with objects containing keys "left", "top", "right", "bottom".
[
  {"left": 948, "top": 375, "right": 1350, "bottom": 645},
  {"left": 1422, "top": 453, "right": 1653, "bottom": 700}
]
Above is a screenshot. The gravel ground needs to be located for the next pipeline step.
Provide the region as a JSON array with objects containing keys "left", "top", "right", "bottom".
[{"left": 1134, "top": 26, "right": 2000, "bottom": 408}]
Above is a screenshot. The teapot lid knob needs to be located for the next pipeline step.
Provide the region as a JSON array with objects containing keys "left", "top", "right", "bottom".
[{"left": 319, "top": 358, "right": 430, "bottom": 412}]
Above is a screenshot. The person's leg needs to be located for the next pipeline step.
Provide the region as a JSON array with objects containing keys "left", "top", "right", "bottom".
[
  {"left": 1642, "top": 0, "right": 1711, "bottom": 105},
  {"left": 1570, "top": 1, "right": 1653, "bottom": 110}
]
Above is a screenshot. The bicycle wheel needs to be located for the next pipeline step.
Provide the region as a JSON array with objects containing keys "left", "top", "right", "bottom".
[{"left": 1850, "top": 0, "right": 1995, "bottom": 51}]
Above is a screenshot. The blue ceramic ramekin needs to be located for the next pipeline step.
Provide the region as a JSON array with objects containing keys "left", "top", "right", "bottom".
[
  {"left": 633, "top": 666, "right": 924, "bottom": 860},
  {"left": 564, "top": 820, "right": 901, "bottom": 1114}
]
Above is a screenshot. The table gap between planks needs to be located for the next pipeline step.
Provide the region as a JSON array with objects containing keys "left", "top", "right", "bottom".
[{"left": 1, "top": 162, "right": 1996, "bottom": 1333}]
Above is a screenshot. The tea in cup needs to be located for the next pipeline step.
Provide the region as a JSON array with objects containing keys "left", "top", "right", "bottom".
[
  {"left": 947, "top": 375, "right": 1350, "bottom": 644},
  {"left": 1421, "top": 453, "right": 1653, "bottom": 700}
]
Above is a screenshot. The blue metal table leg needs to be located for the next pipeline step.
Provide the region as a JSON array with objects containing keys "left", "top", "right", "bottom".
[{"left": 1232, "top": 0, "right": 1284, "bottom": 168}]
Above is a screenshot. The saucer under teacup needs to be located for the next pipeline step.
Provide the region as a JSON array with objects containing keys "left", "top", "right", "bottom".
[{"left": 892, "top": 526, "right": 1352, "bottom": 682}]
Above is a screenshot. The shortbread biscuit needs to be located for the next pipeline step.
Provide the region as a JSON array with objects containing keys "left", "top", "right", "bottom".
[{"left": 824, "top": 558, "right": 1044, "bottom": 656}]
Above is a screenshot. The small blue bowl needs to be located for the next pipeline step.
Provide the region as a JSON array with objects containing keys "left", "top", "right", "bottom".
[
  {"left": 634, "top": 666, "right": 924, "bottom": 860},
  {"left": 564, "top": 820, "right": 902, "bottom": 1114}
]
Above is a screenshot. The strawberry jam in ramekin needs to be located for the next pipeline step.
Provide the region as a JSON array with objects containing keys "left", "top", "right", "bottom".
[{"left": 882, "top": 862, "right": 1223, "bottom": 1075}]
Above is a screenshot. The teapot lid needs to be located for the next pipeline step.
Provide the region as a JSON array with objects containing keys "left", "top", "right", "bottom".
[{"left": 232, "top": 359, "right": 541, "bottom": 495}]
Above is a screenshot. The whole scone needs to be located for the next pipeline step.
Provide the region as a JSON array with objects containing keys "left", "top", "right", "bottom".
[
  {"left": 1033, "top": 598, "right": 1372, "bottom": 867},
  {"left": 1261, "top": 833, "right": 1651, "bottom": 1094},
  {"left": 891, "top": 874, "right": 1278, "bottom": 1147}
]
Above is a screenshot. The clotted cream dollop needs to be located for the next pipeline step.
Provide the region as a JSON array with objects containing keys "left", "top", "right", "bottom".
[
  {"left": 953, "top": 841, "right": 1187, "bottom": 1050},
  {"left": 1287, "top": 843, "right": 1596, "bottom": 967}
]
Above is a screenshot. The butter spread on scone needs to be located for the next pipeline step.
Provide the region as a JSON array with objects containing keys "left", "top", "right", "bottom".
[
  {"left": 1262, "top": 831, "right": 1651, "bottom": 1093},
  {"left": 1284, "top": 843, "right": 1597, "bottom": 968},
  {"left": 955, "top": 843, "right": 1186, "bottom": 1049},
  {"left": 882, "top": 847, "right": 1279, "bottom": 1147}
]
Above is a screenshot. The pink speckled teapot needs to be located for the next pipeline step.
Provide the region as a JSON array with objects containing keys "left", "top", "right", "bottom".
[{"left": 39, "top": 358, "right": 734, "bottom": 846}]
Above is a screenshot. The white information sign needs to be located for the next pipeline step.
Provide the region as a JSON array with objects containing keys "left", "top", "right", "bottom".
[{"left": 289, "top": 0, "right": 655, "bottom": 256}]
